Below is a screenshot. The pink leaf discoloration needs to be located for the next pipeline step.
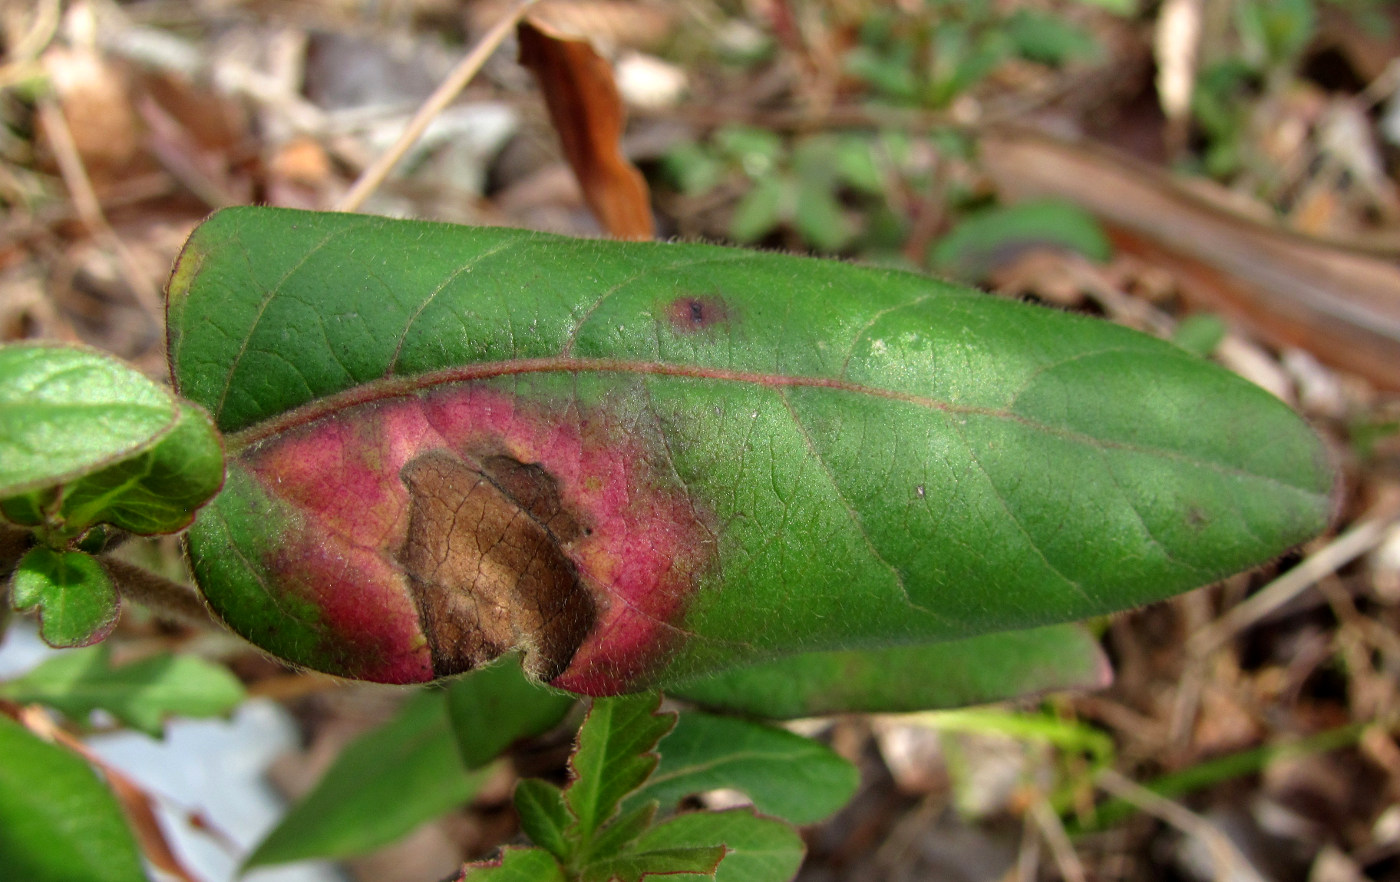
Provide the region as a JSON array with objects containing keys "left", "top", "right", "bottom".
[{"left": 241, "top": 382, "right": 715, "bottom": 693}]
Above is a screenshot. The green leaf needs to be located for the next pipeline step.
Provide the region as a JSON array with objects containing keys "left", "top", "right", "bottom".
[
  {"left": 445, "top": 655, "right": 576, "bottom": 769},
  {"left": 56, "top": 402, "right": 224, "bottom": 535},
  {"left": 244, "top": 689, "right": 488, "bottom": 867},
  {"left": 587, "top": 800, "right": 658, "bottom": 860},
  {"left": 581, "top": 842, "right": 723, "bottom": 882},
  {"left": 1070, "top": 0, "right": 1135, "bottom": 14},
  {"left": 514, "top": 779, "right": 573, "bottom": 861},
  {"left": 1006, "top": 10, "right": 1102, "bottom": 66},
  {"left": 669, "top": 624, "right": 1108, "bottom": 717},
  {"left": 793, "top": 175, "right": 854, "bottom": 252},
  {"left": 0, "top": 644, "right": 245, "bottom": 737},
  {"left": 728, "top": 175, "right": 785, "bottom": 243},
  {"left": 629, "top": 711, "right": 856, "bottom": 825},
  {"left": 0, "top": 487, "right": 53, "bottom": 527},
  {"left": 460, "top": 847, "right": 568, "bottom": 881},
  {"left": 632, "top": 809, "right": 803, "bottom": 882},
  {"left": 11, "top": 547, "right": 119, "bottom": 647},
  {"left": 0, "top": 342, "right": 176, "bottom": 496},
  {"left": 930, "top": 199, "right": 1112, "bottom": 281},
  {"left": 566, "top": 695, "right": 674, "bottom": 847},
  {"left": 1173, "top": 314, "right": 1228, "bottom": 358},
  {"left": 169, "top": 208, "right": 1333, "bottom": 695},
  {"left": 0, "top": 715, "right": 148, "bottom": 882}
]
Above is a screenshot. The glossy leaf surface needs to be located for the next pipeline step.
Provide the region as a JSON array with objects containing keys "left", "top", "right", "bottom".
[
  {"left": 169, "top": 207, "right": 1333, "bottom": 697},
  {"left": 0, "top": 343, "right": 176, "bottom": 496},
  {"left": 669, "top": 623, "right": 1108, "bottom": 717},
  {"left": 0, "top": 715, "right": 148, "bottom": 882}
]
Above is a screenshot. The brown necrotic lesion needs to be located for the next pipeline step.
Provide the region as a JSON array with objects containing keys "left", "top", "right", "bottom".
[{"left": 396, "top": 450, "right": 596, "bottom": 681}]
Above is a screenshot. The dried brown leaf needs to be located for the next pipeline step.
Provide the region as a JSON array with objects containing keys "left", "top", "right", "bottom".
[{"left": 518, "top": 16, "right": 653, "bottom": 240}]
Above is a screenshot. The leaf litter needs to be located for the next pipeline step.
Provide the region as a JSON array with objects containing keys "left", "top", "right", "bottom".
[{"left": 3, "top": 1, "right": 1400, "bottom": 880}]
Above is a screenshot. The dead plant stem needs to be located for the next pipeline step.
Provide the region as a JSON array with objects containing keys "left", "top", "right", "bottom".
[{"left": 337, "top": 0, "right": 540, "bottom": 212}]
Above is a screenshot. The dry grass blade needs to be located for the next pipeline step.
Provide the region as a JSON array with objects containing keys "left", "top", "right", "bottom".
[
  {"left": 337, "top": 0, "right": 540, "bottom": 213},
  {"left": 1096, "top": 768, "right": 1267, "bottom": 882},
  {"left": 1028, "top": 797, "right": 1086, "bottom": 882},
  {"left": 1191, "top": 493, "right": 1400, "bottom": 655}
]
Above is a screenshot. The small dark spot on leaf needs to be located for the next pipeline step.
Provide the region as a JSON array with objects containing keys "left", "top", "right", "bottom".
[{"left": 668, "top": 295, "right": 729, "bottom": 333}]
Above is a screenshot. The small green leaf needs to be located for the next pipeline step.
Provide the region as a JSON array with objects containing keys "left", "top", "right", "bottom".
[
  {"left": 0, "top": 487, "right": 54, "bottom": 527},
  {"left": 1006, "top": 10, "right": 1102, "bottom": 66},
  {"left": 588, "top": 801, "right": 658, "bottom": 860},
  {"left": 57, "top": 402, "right": 224, "bottom": 535},
  {"left": 514, "top": 779, "right": 573, "bottom": 861},
  {"left": 630, "top": 712, "right": 857, "bottom": 825},
  {"left": 245, "top": 689, "right": 488, "bottom": 867},
  {"left": 445, "top": 655, "right": 576, "bottom": 769},
  {"left": 793, "top": 177, "right": 855, "bottom": 252},
  {"left": 460, "top": 847, "right": 568, "bottom": 881},
  {"left": 1173, "top": 314, "right": 1228, "bottom": 358},
  {"left": 581, "top": 843, "right": 723, "bottom": 882},
  {"left": 0, "top": 342, "right": 176, "bottom": 496},
  {"left": 566, "top": 695, "right": 675, "bottom": 846},
  {"left": 632, "top": 809, "right": 803, "bottom": 882},
  {"left": 11, "top": 547, "right": 119, "bottom": 647},
  {"left": 0, "top": 644, "right": 245, "bottom": 737},
  {"left": 669, "top": 624, "right": 1109, "bottom": 717},
  {"left": 662, "top": 142, "right": 724, "bottom": 196},
  {"left": 930, "top": 199, "right": 1111, "bottom": 281},
  {"left": 0, "top": 715, "right": 148, "bottom": 882},
  {"left": 1070, "top": 0, "right": 1135, "bottom": 14},
  {"left": 728, "top": 176, "right": 785, "bottom": 243}
]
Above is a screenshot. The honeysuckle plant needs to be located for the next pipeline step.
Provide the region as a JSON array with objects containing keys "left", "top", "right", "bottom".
[{"left": 0, "top": 206, "right": 1332, "bottom": 881}]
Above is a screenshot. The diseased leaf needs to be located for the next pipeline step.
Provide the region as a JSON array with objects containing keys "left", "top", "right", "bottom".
[
  {"left": 633, "top": 809, "right": 803, "bottom": 882},
  {"left": 169, "top": 208, "right": 1333, "bottom": 698},
  {"left": 0, "top": 644, "right": 245, "bottom": 737},
  {"left": 56, "top": 402, "right": 224, "bottom": 536},
  {"left": 0, "top": 715, "right": 148, "bottom": 882},
  {"left": 669, "top": 624, "right": 1109, "bottom": 717},
  {"left": 11, "top": 547, "right": 119, "bottom": 647},
  {"left": 446, "top": 655, "right": 577, "bottom": 769},
  {"left": 245, "top": 689, "right": 488, "bottom": 867},
  {"left": 629, "top": 712, "right": 857, "bottom": 825},
  {"left": 0, "top": 342, "right": 176, "bottom": 497}
]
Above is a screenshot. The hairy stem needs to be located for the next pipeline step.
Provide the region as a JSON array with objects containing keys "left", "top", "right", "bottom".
[{"left": 99, "top": 556, "right": 219, "bottom": 629}]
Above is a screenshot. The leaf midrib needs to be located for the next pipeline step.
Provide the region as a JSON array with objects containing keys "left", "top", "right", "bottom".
[{"left": 222, "top": 356, "right": 1326, "bottom": 501}]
